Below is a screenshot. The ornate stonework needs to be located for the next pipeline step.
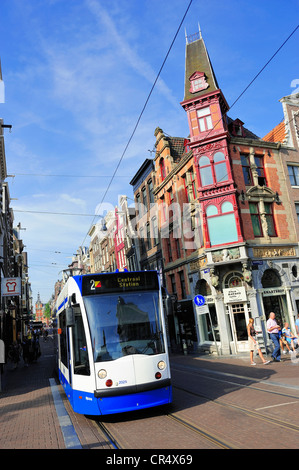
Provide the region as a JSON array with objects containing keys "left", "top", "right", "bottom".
[{"left": 253, "top": 246, "right": 296, "bottom": 258}]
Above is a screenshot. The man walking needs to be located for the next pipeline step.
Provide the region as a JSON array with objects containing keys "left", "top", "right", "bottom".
[{"left": 267, "top": 312, "right": 281, "bottom": 362}]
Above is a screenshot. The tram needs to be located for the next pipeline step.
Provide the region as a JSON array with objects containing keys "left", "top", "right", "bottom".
[{"left": 55, "top": 270, "right": 172, "bottom": 415}]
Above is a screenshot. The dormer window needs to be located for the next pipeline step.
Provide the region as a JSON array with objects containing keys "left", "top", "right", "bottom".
[
  {"left": 230, "top": 118, "right": 245, "bottom": 137},
  {"left": 189, "top": 71, "right": 209, "bottom": 94}
]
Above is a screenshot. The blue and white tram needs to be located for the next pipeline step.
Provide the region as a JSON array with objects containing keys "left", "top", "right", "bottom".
[{"left": 56, "top": 270, "right": 172, "bottom": 415}]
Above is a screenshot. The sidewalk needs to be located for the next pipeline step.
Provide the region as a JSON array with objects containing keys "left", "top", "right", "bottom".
[{"left": 0, "top": 337, "right": 67, "bottom": 449}]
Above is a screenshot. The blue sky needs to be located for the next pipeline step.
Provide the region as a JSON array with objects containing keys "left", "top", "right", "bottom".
[{"left": 0, "top": 0, "right": 298, "bottom": 306}]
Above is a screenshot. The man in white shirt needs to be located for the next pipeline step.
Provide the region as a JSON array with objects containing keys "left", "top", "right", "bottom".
[{"left": 267, "top": 312, "right": 281, "bottom": 362}]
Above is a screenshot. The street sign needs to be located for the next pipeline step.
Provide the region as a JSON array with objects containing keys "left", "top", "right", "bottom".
[{"left": 193, "top": 294, "right": 205, "bottom": 307}]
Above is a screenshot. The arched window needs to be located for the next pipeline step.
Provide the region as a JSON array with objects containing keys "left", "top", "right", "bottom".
[
  {"left": 199, "top": 156, "right": 213, "bottom": 187},
  {"left": 159, "top": 158, "right": 166, "bottom": 181},
  {"left": 214, "top": 152, "right": 228, "bottom": 183},
  {"left": 195, "top": 279, "right": 212, "bottom": 296},
  {"left": 206, "top": 200, "right": 238, "bottom": 246},
  {"left": 261, "top": 269, "right": 281, "bottom": 288},
  {"left": 224, "top": 271, "right": 244, "bottom": 288}
]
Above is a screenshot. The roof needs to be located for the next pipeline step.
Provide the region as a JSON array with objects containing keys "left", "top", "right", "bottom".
[
  {"left": 184, "top": 36, "right": 219, "bottom": 102},
  {"left": 168, "top": 136, "right": 186, "bottom": 162},
  {"left": 262, "top": 120, "right": 286, "bottom": 143}
]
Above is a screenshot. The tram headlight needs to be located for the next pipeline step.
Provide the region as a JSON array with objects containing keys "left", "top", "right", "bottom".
[
  {"left": 157, "top": 360, "right": 166, "bottom": 370},
  {"left": 98, "top": 369, "right": 107, "bottom": 379}
]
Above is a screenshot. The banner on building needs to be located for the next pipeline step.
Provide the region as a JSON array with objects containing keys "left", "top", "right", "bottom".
[{"left": 1, "top": 277, "right": 22, "bottom": 296}]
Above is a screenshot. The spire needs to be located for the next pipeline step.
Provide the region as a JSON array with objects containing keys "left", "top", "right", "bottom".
[{"left": 183, "top": 28, "right": 219, "bottom": 102}]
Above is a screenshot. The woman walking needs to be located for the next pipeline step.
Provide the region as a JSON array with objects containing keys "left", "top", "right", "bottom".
[{"left": 247, "top": 318, "right": 270, "bottom": 365}]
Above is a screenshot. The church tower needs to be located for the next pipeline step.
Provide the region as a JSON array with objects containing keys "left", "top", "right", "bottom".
[{"left": 181, "top": 29, "right": 243, "bottom": 248}]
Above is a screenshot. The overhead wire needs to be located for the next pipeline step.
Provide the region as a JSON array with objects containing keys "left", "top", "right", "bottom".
[
  {"left": 80, "top": 0, "right": 194, "bottom": 247},
  {"left": 10, "top": 13, "right": 298, "bottom": 262}
]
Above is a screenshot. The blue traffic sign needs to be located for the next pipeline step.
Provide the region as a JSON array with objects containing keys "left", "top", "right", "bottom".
[{"left": 193, "top": 295, "right": 205, "bottom": 307}]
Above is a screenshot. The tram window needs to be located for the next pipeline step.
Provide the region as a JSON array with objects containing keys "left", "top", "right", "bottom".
[
  {"left": 84, "top": 292, "right": 165, "bottom": 362},
  {"left": 72, "top": 305, "right": 90, "bottom": 376},
  {"left": 59, "top": 311, "right": 68, "bottom": 367}
]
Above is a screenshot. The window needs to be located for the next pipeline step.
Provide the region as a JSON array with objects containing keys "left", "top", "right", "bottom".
[
  {"left": 136, "top": 193, "right": 141, "bottom": 217},
  {"left": 199, "top": 153, "right": 229, "bottom": 187},
  {"left": 169, "top": 274, "right": 176, "bottom": 294},
  {"left": 249, "top": 203, "right": 262, "bottom": 237},
  {"left": 295, "top": 203, "right": 299, "bottom": 223},
  {"left": 288, "top": 165, "right": 299, "bottom": 186},
  {"left": 197, "top": 107, "right": 213, "bottom": 132},
  {"left": 224, "top": 271, "right": 243, "bottom": 288},
  {"left": 255, "top": 156, "right": 266, "bottom": 186},
  {"left": 189, "top": 72, "right": 209, "bottom": 93},
  {"left": 146, "top": 223, "right": 152, "bottom": 250},
  {"left": 175, "top": 237, "right": 181, "bottom": 259},
  {"left": 241, "top": 154, "right": 252, "bottom": 185},
  {"left": 142, "top": 186, "right": 147, "bottom": 211},
  {"left": 72, "top": 305, "right": 90, "bottom": 376},
  {"left": 264, "top": 203, "right": 276, "bottom": 237},
  {"left": 241, "top": 154, "right": 266, "bottom": 186},
  {"left": 148, "top": 179, "right": 154, "bottom": 204},
  {"left": 160, "top": 158, "right": 166, "bottom": 181},
  {"left": 214, "top": 152, "right": 228, "bottom": 183},
  {"left": 168, "top": 187, "right": 174, "bottom": 205},
  {"left": 167, "top": 237, "right": 172, "bottom": 262},
  {"left": 182, "top": 176, "right": 189, "bottom": 202},
  {"left": 206, "top": 201, "right": 238, "bottom": 246},
  {"left": 190, "top": 168, "right": 197, "bottom": 199},
  {"left": 249, "top": 202, "right": 276, "bottom": 237},
  {"left": 59, "top": 310, "right": 67, "bottom": 367},
  {"left": 199, "top": 156, "right": 213, "bottom": 186},
  {"left": 152, "top": 217, "right": 159, "bottom": 245},
  {"left": 139, "top": 227, "right": 145, "bottom": 254},
  {"left": 179, "top": 271, "right": 186, "bottom": 299}
]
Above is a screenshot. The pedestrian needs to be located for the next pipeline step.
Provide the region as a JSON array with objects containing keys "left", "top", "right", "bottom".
[
  {"left": 8, "top": 341, "right": 21, "bottom": 369},
  {"left": 295, "top": 313, "right": 299, "bottom": 336},
  {"left": 22, "top": 335, "right": 30, "bottom": 367},
  {"left": 266, "top": 312, "right": 281, "bottom": 362},
  {"left": 247, "top": 318, "right": 270, "bottom": 365},
  {"left": 282, "top": 322, "right": 298, "bottom": 353}
]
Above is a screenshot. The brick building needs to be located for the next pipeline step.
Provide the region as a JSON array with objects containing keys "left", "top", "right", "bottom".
[{"left": 178, "top": 30, "right": 299, "bottom": 355}]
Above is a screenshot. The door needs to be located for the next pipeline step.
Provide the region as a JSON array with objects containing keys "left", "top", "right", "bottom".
[
  {"left": 262, "top": 295, "right": 288, "bottom": 328},
  {"left": 228, "top": 303, "right": 251, "bottom": 353}
]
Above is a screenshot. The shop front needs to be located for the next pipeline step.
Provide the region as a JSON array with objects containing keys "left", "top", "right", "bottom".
[{"left": 223, "top": 286, "right": 251, "bottom": 354}]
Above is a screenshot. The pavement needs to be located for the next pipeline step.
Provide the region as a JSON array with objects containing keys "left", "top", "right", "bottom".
[
  {"left": 1, "top": 337, "right": 299, "bottom": 450},
  {"left": 0, "top": 336, "right": 108, "bottom": 450}
]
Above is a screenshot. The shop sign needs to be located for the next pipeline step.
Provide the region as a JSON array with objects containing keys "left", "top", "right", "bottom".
[
  {"left": 262, "top": 287, "right": 285, "bottom": 297},
  {"left": 223, "top": 286, "right": 247, "bottom": 303},
  {"left": 1, "top": 277, "right": 22, "bottom": 296},
  {"left": 196, "top": 304, "right": 209, "bottom": 315}
]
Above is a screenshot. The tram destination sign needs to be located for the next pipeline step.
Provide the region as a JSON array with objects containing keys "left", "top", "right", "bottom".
[{"left": 82, "top": 271, "right": 159, "bottom": 296}]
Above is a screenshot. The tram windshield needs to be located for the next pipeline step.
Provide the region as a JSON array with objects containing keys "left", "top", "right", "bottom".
[{"left": 83, "top": 291, "right": 165, "bottom": 362}]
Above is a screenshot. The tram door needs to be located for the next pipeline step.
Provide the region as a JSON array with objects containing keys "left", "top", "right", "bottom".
[{"left": 227, "top": 303, "right": 251, "bottom": 353}]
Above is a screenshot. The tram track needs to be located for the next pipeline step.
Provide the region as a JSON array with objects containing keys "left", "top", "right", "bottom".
[
  {"left": 171, "top": 365, "right": 299, "bottom": 436},
  {"left": 166, "top": 412, "right": 234, "bottom": 449},
  {"left": 87, "top": 364, "right": 299, "bottom": 449},
  {"left": 96, "top": 420, "right": 123, "bottom": 449}
]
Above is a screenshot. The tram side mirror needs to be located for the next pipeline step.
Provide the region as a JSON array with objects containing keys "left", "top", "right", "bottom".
[{"left": 66, "top": 307, "right": 75, "bottom": 327}]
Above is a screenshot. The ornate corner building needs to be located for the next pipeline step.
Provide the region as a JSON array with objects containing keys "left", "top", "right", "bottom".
[{"left": 155, "top": 30, "right": 299, "bottom": 355}]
